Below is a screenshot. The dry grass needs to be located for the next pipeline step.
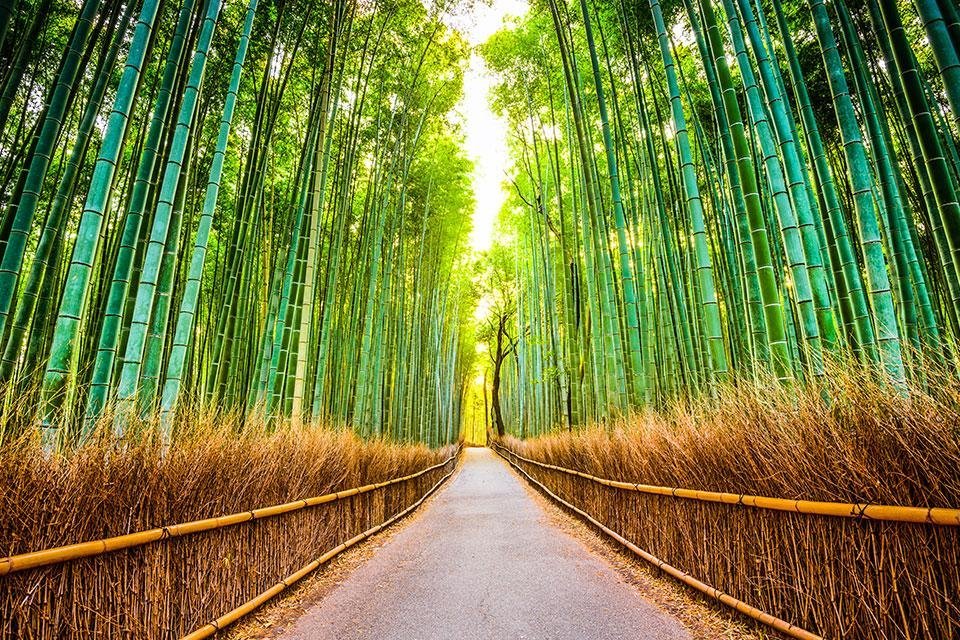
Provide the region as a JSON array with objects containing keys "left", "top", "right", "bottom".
[
  {"left": 0, "top": 410, "right": 456, "bottom": 639},
  {"left": 502, "top": 361, "right": 960, "bottom": 639}
]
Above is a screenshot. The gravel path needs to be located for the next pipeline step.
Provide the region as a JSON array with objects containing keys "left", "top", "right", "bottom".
[{"left": 278, "top": 447, "right": 691, "bottom": 640}]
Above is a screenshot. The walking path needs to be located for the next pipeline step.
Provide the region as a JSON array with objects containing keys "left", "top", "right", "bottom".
[{"left": 278, "top": 447, "right": 689, "bottom": 639}]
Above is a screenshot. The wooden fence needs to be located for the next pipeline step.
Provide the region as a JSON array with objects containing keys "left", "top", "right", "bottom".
[
  {"left": 0, "top": 448, "right": 459, "bottom": 639},
  {"left": 495, "top": 442, "right": 959, "bottom": 639}
]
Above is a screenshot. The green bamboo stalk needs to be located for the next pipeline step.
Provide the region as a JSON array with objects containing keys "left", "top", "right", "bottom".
[
  {"left": 114, "top": 0, "right": 223, "bottom": 425},
  {"left": 40, "top": 0, "right": 166, "bottom": 443}
]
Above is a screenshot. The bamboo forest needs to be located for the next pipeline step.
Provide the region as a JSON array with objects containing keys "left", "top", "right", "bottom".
[{"left": 0, "top": 0, "right": 958, "bottom": 636}]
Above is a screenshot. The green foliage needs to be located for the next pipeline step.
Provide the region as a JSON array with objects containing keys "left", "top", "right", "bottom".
[
  {"left": 479, "top": 0, "right": 960, "bottom": 436},
  {"left": 0, "top": 0, "right": 476, "bottom": 448}
]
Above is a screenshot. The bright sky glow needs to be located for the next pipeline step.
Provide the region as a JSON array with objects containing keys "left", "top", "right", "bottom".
[{"left": 444, "top": 0, "right": 528, "bottom": 253}]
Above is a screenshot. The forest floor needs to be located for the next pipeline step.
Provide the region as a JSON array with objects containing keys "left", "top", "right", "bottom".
[{"left": 229, "top": 448, "right": 767, "bottom": 640}]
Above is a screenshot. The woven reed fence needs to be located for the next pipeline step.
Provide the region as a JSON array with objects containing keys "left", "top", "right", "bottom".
[
  {"left": 0, "top": 446, "right": 458, "bottom": 639},
  {"left": 495, "top": 442, "right": 959, "bottom": 639}
]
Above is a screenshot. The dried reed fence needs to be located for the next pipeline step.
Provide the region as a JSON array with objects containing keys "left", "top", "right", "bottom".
[
  {"left": 498, "top": 371, "right": 960, "bottom": 639},
  {"left": 0, "top": 423, "right": 458, "bottom": 639}
]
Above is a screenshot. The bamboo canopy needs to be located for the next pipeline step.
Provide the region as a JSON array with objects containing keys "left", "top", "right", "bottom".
[
  {"left": 479, "top": 0, "right": 960, "bottom": 436},
  {"left": 0, "top": 0, "right": 474, "bottom": 449}
]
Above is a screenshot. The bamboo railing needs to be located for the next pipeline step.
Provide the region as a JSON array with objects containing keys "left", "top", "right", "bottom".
[
  {"left": 1, "top": 446, "right": 460, "bottom": 638},
  {"left": 0, "top": 450, "right": 459, "bottom": 576},
  {"left": 495, "top": 442, "right": 960, "bottom": 638},
  {"left": 181, "top": 465, "right": 455, "bottom": 639},
  {"left": 494, "top": 444, "right": 960, "bottom": 526},
  {"left": 493, "top": 443, "right": 821, "bottom": 640}
]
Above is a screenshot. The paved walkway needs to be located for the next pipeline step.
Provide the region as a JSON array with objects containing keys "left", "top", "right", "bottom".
[{"left": 279, "top": 447, "right": 690, "bottom": 640}]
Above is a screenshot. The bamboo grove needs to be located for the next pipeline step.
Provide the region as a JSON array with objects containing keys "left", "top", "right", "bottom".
[
  {"left": 0, "top": 0, "right": 476, "bottom": 448},
  {"left": 481, "top": 0, "right": 960, "bottom": 435}
]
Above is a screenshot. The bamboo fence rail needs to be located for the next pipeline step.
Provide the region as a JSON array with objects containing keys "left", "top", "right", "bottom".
[
  {"left": 493, "top": 444, "right": 821, "bottom": 640},
  {"left": 0, "top": 451, "right": 458, "bottom": 576},
  {"left": 181, "top": 465, "right": 456, "bottom": 639},
  {"left": 0, "top": 446, "right": 460, "bottom": 639},
  {"left": 495, "top": 444, "right": 960, "bottom": 525},
  {"left": 494, "top": 442, "right": 960, "bottom": 638}
]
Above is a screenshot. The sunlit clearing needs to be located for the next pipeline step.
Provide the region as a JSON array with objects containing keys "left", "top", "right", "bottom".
[
  {"left": 444, "top": 0, "right": 528, "bottom": 253},
  {"left": 473, "top": 291, "right": 493, "bottom": 321}
]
